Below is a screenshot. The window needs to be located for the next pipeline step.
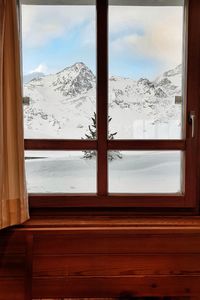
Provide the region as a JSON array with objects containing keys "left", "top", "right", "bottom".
[{"left": 20, "top": 0, "right": 200, "bottom": 211}]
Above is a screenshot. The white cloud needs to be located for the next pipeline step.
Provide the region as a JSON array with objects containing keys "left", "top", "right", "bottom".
[
  {"left": 30, "top": 63, "right": 48, "bottom": 74},
  {"left": 22, "top": 4, "right": 184, "bottom": 72},
  {"left": 109, "top": 6, "right": 184, "bottom": 69},
  {"left": 21, "top": 5, "right": 95, "bottom": 48}
]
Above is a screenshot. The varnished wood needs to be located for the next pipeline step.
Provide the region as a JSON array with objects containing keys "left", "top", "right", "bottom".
[
  {"left": 97, "top": 0, "right": 108, "bottom": 195},
  {"left": 25, "top": 139, "right": 185, "bottom": 151},
  {"left": 33, "top": 254, "right": 200, "bottom": 277},
  {"left": 24, "top": 139, "right": 97, "bottom": 150},
  {"left": 1, "top": 217, "right": 200, "bottom": 298},
  {"left": 32, "top": 298, "right": 190, "bottom": 300},
  {"left": 28, "top": 194, "right": 186, "bottom": 208},
  {"left": 0, "top": 278, "right": 25, "bottom": 300},
  {"left": 32, "top": 276, "right": 200, "bottom": 298},
  {"left": 0, "top": 231, "right": 26, "bottom": 254},
  {"left": 23, "top": 215, "right": 200, "bottom": 228},
  {"left": 32, "top": 233, "right": 200, "bottom": 254},
  {"left": 184, "top": 0, "right": 200, "bottom": 209},
  {"left": 25, "top": 234, "right": 33, "bottom": 300},
  {"left": 108, "top": 140, "right": 185, "bottom": 150},
  {"left": 0, "top": 255, "right": 25, "bottom": 277}
]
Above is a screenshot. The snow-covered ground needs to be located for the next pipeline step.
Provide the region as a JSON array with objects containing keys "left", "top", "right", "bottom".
[
  {"left": 109, "top": 151, "right": 182, "bottom": 193},
  {"left": 25, "top": 151, "right": 182, "bottom": 193},
  {"left": 25, "top": 152, "right": 97, "bottom": 193}
]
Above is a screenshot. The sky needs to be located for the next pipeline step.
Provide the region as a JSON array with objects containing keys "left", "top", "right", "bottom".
[{"left": 21, "top": 4, "right": 184, "bottom": 80}]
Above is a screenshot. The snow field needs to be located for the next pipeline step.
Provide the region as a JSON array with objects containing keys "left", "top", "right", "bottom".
[{"left": 25, "top": 151, "right": 182, "bottom": 193}]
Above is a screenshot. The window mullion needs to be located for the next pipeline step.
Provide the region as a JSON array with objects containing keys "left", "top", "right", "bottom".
[{"left": 97, "top": 0, "right": 108, "bottom": 196}]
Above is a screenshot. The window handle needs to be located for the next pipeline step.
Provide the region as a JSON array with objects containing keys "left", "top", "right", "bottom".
[{"left": 189, "top": 111, "right": 196, "bottom": 138}]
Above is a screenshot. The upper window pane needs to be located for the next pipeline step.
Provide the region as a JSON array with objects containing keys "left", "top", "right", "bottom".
[
  {"left": 108, "top": 0, "right": 185, "bottom": 140},
  {"left": 21, "top": 2, "right": 96, "bottom": 139}
]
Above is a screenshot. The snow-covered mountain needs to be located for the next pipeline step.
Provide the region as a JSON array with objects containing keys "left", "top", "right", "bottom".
[
  {"left": 52, "top": 62, "right": 95, "bottom": 97},
  {"left": 23, "top": 62, "right": 182, "bottom": 139},
  {"left": 23, "top": 72, "right": 45, "bottom": 84}
]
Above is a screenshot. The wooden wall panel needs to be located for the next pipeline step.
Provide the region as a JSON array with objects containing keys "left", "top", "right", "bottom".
[
  {"left": 32, "top": 231, "right": 200, "bottom": 298},
  {"left": 32, "top": 276, "right": 200, "bottom": 298},
  {"left": 32, "top": 298, "right": 190, "bottom": 300},
  {"left": 0, "top": 278, "right": 26, "bottom": 300},
  {"left": 1, "top": 219, "right": 200, "bottom": 299},
  {"left": 33, "top": 254, "right": 200, "bottom": 277},
  {"left": 0, "top": 255, "right": 26, "bottom": 277},
  {"left": 0, "top": 232, "right": 26, "bottom": 254},
  {"left": 0, "top": 233, "right": 27, "bottom": 300},
  {"left": 33, "top": 296, "right": 190, "bottom": 300},
  {"left": 33, "top": 234, "right": 200, "bottom": 255}
]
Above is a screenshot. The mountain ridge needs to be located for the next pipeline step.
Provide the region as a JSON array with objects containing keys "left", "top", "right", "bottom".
[{"left": 23, "top": 62, "right": 182, "bottom": 139}]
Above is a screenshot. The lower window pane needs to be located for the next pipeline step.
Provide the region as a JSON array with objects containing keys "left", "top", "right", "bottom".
[
  {"left": 25, "top": 151, "right": 96, "bottom": 193},
  {"left": 108, "top": 151, "right": 183, "bottom": 194}
]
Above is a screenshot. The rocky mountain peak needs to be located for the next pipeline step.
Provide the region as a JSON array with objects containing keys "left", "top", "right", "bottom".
[
  {"left": 71, "top": 62, "right": 89, "bottom": 72},
  {"left": 52, "top": 62, "right": 95, "bottom": 98},
  {"left": 57, "top": 62, "right": 94, "bottom": 77}
]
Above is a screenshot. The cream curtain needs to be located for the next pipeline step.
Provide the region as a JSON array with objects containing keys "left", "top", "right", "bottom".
[{"left": 0, "top": 0, "right": 29, "bottom": 229}]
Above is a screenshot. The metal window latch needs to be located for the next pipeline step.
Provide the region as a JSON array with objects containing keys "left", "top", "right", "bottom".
[{"left": 189, "top": 111, "right": 196, "bottom": 138}]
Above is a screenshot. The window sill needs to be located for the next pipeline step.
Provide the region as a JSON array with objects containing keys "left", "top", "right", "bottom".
[{"left": 12, "top": 215, "right": 200, "bottom": 234}]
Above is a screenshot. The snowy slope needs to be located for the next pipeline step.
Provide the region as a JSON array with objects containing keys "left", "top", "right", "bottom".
[
  {"left": 23, "top": 72, "right": 45, "bottom": 84},
  {"left": 109, "top": 66, "right": 182, "bottom": 139},
  {"left": 25, "top": 151, "right": 180, "bottom": 193},
  {"left": 23, "top": 62, "right": 183, "bottom": 139}
]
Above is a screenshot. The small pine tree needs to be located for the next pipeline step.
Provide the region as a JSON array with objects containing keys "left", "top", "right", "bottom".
[
  {"left": 85, "top": 112, "right": 97, "bottom": 140},
  {"left": 83, "top": 112, "right": 122, "bottom": 160}
]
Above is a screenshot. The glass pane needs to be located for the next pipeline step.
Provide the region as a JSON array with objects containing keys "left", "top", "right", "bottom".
[
  {"left": 108, "top": 151, "right": 183, "bottom": 193},
  {"left": 21, "top": 2, "right": 96, "bottom": 139},
  {"left": 25, "top": 151, "right": 96, "bottom": 193},
  {"left": 109, "top": 0, "right": 185, "bottom": 139}
]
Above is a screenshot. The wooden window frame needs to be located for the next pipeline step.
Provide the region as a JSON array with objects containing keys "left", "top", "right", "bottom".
[{"left": 22, "top": 0, "right": 200, "bottom": 212}]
